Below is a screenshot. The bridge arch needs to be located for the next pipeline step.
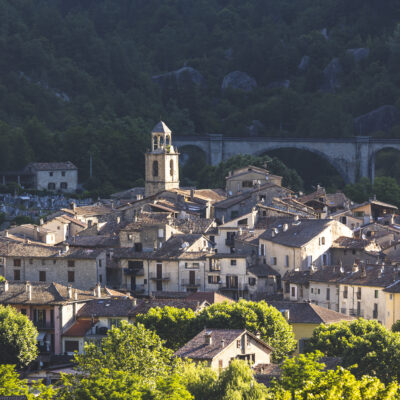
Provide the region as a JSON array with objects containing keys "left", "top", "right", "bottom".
[
  {"left": 251, "top": 144, "right": 349, "bottom": 184},
  {"left": 370, "top": 144, "right": 400, "bottom": 183}
]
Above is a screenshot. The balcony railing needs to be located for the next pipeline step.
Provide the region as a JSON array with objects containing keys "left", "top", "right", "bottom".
[
  {"left": 124, "top": 268, "right": 144, "bottom": 276},
  {"left": 181, "top": 279, "right": 201, "bottom": 287},
  {"left": 149, "top": 272, "right": 170, "bottom": 281},
  {"left": 349, "top": 308, "right": 364, "bottom": 317},
  {"left": 33, "top": 321, "right": 55, "bottom": 330}
]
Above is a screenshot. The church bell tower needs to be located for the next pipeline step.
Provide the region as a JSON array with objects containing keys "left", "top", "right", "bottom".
[{"left": 145, "top": 121, "right": 180, "bottom": 197}]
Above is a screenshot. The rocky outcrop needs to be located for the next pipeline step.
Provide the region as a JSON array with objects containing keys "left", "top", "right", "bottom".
[
  {"left": 267, "top": 80, "right": 290, "bottom": 89},
  {"left": 298, "top": 55, "right": 310, "bottom": 71},
  {"left": 221, "top": 71, "right": 257, "bottom": 92},
  {"left": 354, "top": 105, "right": 400, "bottom": 135},
  {"left": 347, "top": 48, "right": 370, "bottom": 63},
  {"left": 246, "top": 120, "right": 265, "bottom": 137},
  {"left": 152, "top": 66, "right": 205, "bottom": 87},
  {"left": 320, "top": 58, "right": 342, "bottom": 92}
]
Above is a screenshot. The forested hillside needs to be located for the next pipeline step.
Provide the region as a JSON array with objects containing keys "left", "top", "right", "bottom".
[{"left": 1, "top": 0, "right": 400, "bottom": 192}]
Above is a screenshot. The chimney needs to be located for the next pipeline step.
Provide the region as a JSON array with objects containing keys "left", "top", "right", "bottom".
[
  {"left": 117, "top": 216, "right": 121, "bottom": 224},
  {"left": 39, "top": 218, "right": 44, "bottom": 226},
  {"left": 352, "top": 263, "right": 359, "bottom": 273},
  {"left": 361, "top": 265, "right": 367, "bottom": 278},
  {"left": 221, "top": 339, "right": 225, "bottom": 348},
  {"left": 133, "top": 298, "right": 137, "bottom": 306},
  {"left": 95, "top": 282, "right": 101, "bottom": 298},
  {"left": 283, "top": 309, "right": 290, "bottom": 321},
  {"left": 63, "top": 243, "right": 70, "bottom": 253},
  {"left": 294, "top": 215, "right": 299, "bottom": 221},
  {"left": 4, "top": 280, "right": 8, "bottom": 292},
  {"left": 204, "top": 331, "right": 212, "bottom": 345},
  {"left": 71, "top": 202, "right": 76, "bottom": 212},
  {"left": 67, "top": 286, "right": 73, "bottom": 299},
  {"left": 74, "top": 290, "right": 78, "bottom": 300},
  {"left": 283, "top": 223, "right": 288, "bottom": 232},
  {"left": 4, "top": 230, "right": 8, "bottom": 238},
  {"left": 26, "top": 282, "right": 32, "bottom": 301}
]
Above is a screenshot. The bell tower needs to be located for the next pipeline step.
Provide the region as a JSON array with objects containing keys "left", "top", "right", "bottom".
[{"left": 145, "top": 121, "right": 180, "bottom": 197}]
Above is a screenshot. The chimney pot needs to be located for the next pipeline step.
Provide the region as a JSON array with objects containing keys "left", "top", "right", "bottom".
[
  {"left": 67, "top": 286, "right": 73, "bottom": 299},
  {"left": 4, "top": 280, "right": 8, "bottom": 292},
  {"left": 205, "top": 332, "right": 212, "bottom": 345},
  {"left": 133, "top": 298, "right": 137, "bottom": 306},
  {"left": 221, "top": 339, "right": 225, "bottom": 348},
  {"left": 95, "top": 283, "right": 101, "bottom": 298}
]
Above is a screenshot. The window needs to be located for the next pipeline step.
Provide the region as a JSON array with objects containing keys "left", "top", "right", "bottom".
[
  {"left": 170, "top": 160, "right": 174, "bottom": 176},
  {"left": 13, "top": 259, "right": 21, "bottom": 267},
  {"left": 65, "top": 340, "right": 79, "bottom": 353},
  {"left": 317, "top": 288, "right": 321, "bottom": 294},
  {"left": 352, "top": 249, "right": 356, "bottom": 255},
  {"left": 248, "top": 277, "right": 256, "bottom": 286},
  {"left": 68, "top": 260, "right": 75, "bottom": 267},
  {"left": 285, "top": 255, "right": 289, "bottom": 267},
  {"left": 60, "top": 182, "right": 68, "bottom": 189},
  {"left": 236, "top": 339, "right": 241, "bottom": 348},
  {"left": 311, "top": 288, "right": 314, "bottom": 294},
  {"left": 158, "top": 229, "right": 164, "bottom": 238},
  {"left": 326, "top": 288, "right": 330, "bottom": 300},
  {"left": 62, "top": 171, "right": 66, "bottom": 176},
  {"left": 48, "top": 182, "right": 56, "bottom": 190},
  {"left": 373, "top": 303, "right": 378, "bottom": 319},
  {"left": 14, "top": 270, "right": 20, "bottom": 280},
  {"left": 134, "top": 243, "right": 143, "bottom": 252},
  {"left": 259, "top": 244, "right": 265, "bottom": 256},
  {"left": 99, "top": 259, "right": 102, "bottom": 267},
  {"left": 20, "top": 308, "right": 26, "bottom": 315},
  {"left": 109, "top": 318, "right": 121, "bottom": 328},
  {"left": 271, "top": 257, "right": 277, "bottom": 265},
  {"left": 68, "top": 271, "right": 75, "bottom": 283},
  {"left": 307, "top": 255, "right": 313, "bottom": 268},
  {"left": 291, "top": 286, "right": 296, "bottom": 297},
  {"left": 230, "top": 259, "right": 237, "bottom": 266},
  {"left": 242, "top": 181, "right": 253, "bottom": 188},
  {"left": 49, "top": 172, "right": 53, "bottom": 176},
  {"left": 208, "top": 275, "right": 220, "bottom": 284},
  {"left": 343, "top": 286, "right": 348, "bottom": 298},
  {"left": 39, "top": 271, "right": 46, "bottom": 282},
  {"left": 374, "top": 290, "right": 379, "bottom": 299},
  {"left": 321, "top": 237, "right": 325, "bottom": 245},
  {"left": 152, "top": 161, "right": 158, "bottom": 177},
  {"left": 99, "top": 274, "right": 103, "bottom": 283}
]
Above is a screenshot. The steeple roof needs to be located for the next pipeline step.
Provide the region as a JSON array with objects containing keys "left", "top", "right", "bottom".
[{"left": 152, "top": 121, "right": 171, "bottom": 134}]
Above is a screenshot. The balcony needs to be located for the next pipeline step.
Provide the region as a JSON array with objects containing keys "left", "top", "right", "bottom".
[
  {"left": 124, "top": 268, "right": 144, "bottom": 276},
  {"left": 349, "top": 308, "right": 364, "bottom": 317},
  {"left": 149, "top": 272, "right": 170, "bottom": 281},
  {"left": 225, "top": 238, "right": 235, "bottom": 246},
  {"left": 33, "top": 321, "right": 54, "bottom": 330},
  {"left": 181, "top": 279, "right": 201, "bottom": 287}
]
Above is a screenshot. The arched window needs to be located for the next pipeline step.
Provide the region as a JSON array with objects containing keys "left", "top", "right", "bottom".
[
  {"left": 160, "top": 136, "right": 164, "bottom": 146},
  {"left": 170, "top": 160, "right": 174, "bottom": 177},
  {"left": 166, "top": 136, "right": 170, "bottom": 146},
  {"left": 153, "top": 161, "right": 159, "bottom": 177},
  {"left": 153, "top": 136, "right": 158, "bottom": 150}
]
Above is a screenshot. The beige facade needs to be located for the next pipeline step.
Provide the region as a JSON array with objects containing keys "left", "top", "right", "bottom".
[
  {"left": 5, "top": 253, "right": 106, "bottom": 290},
  {"left": 145, "top": 122, "right": 180, "bottom": 197}
]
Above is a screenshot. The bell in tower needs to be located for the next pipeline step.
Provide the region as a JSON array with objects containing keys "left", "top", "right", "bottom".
[{"left": 145, "top": 121, "right": 180, "bottom": 197}]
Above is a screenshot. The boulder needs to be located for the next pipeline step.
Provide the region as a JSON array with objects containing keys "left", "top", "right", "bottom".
[
  {"left": 298, "top": 55, "right": 310, "bottom": 71},
  {"left": 267, "top": 80, "right": 290, "bottom": 89},
  {"left": 354, "top": 105, "right": 400, "bottom": 135},
  {"left": 346, "top": 48, "right": 370, "bottom": 63},
  {"left": 152, "top": 66, "right": 205, "bottom": 87},
  {"left": 246, "top": 120, "right": 265, "bottom": 137},
  {"left": 320, "top": 58, "right": 342, "bottom": 92},
  {"left": 221, "top": 71, "right": 257, "bottom": 92}
]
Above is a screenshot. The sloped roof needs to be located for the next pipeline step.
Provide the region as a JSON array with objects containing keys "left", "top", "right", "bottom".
[
  {"left": 260, "top": 219, "right": 333, "bottom": 248},
  {"left": 175, "top": 329, "right": 272, "bottom": 360},
  {"left": 248, "top": 263, "right": 280, "bottom": 277},
  {"left": 77, "top": 298, "right": 137, "bottom": 318},
  {"left": 185, "top": 291, "right": 234, "bottom": 304},
  {"left": 63, "top": 319, "right": 98, "bottom": 337},
  {"left": 268, "top": 301, "right": 355, "bottom": 324},
  {"left": 26, "top": 161, "right": 77, "bottom": 171},
  {"left": 332, "top": 236, "right": 375, "bottom": 249},
  {"left": 153, "top": 234, "right": 204, "bottom": 259},
  {"left": 152, "top": 121, "right": 171, "bottom": 134}
]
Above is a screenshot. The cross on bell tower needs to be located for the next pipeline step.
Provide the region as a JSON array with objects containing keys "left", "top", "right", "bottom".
[{"left": 145, "top": 121, "right": 180, "bottom": 197}]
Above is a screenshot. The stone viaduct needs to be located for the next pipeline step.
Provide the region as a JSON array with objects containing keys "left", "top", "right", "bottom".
[{"left": 173, "top": 135, "right": 400, "bottom": 183}]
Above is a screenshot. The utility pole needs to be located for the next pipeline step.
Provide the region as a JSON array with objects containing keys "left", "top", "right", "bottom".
[{"left": 89, "top": 154, "right": 93, "bottom": 178}]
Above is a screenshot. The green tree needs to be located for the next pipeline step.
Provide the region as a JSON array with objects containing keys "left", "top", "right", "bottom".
[
  {"left": 305, "top": 319, "right": 400, "bottom": 383},
  {"left": 136, "top": 306, "right": 198, "bottom": 350},
  {"left": 0, "top": 305, "right": 39, "bottom": 368},
  {"left": 74, "top": 322, "right": 174, "bottom": 382},
  {"left": 271, "top": 351, "right": 400, "bottom": 399},
  {"left": 0, "top": 364, "right": 55, "bottom": 399}
]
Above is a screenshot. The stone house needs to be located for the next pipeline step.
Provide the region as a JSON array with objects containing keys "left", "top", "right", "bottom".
[
  {"left": 213, "top": 183, "right": 292, "bottom": 224},
  {"left": 350, "top": 199, "right": 398, "bottom": 222},
  {"left": 0, "top": 240, "right": 106, "bottom": 290},
  {"left": 225, "top": 166, "right": 282, "bottom": 196},
  {"left": 247, "top": 263, "right": 280, "bottom": 300},
  {"left": 330, "top": 210, "right": 364, "bottom": 231},
  {"left": 24, "top": 162, "right": 78, "bottom": 192},
  {"left": 330, "top": 236, "right": 381, "bottom": 266},
  {"left": 175, "top": 329, "right": 273, "bottom": 370},
  {"left": 41, "top": 214, "right": 87, "bottom": 244},
  {"left": 258, "top": 219, "right": 353, "bottom": 278},
  {"left": 0, "top": 281, "right": 113, "bottom": 356}
]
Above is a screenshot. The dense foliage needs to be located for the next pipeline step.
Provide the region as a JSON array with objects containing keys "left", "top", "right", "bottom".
[
  {"left": 305, "top": 319, "right": 400, "bottom": 383},
  {"left": 137, "top": 300, "right": 297, "bottom": 362},
  {"left": 0, "top": 304, "right": 38, "bottom": 368},
  {"left": 0, "top": 1, "right": 399, "bottom": 192}
]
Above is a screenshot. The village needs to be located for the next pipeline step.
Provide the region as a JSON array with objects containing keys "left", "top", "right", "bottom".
[{"left": 1, "top": 121, "right": 400, "bottom": 385}]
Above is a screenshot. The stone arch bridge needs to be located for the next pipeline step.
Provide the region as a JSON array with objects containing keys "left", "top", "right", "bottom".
[{"left": 174, "top": 135, "right": 400, "bottom": 183}]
